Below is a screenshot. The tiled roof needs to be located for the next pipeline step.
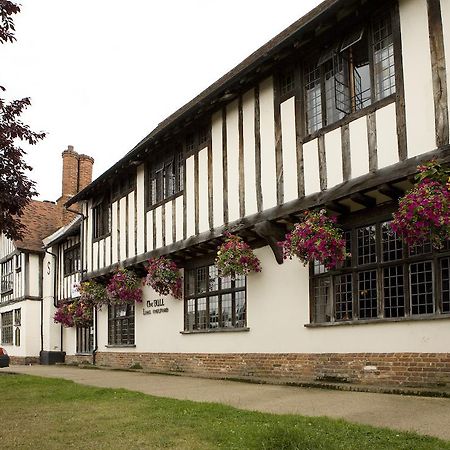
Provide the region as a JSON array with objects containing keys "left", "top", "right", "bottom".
[{"left": 14, "top": 201, "right": 61, "bottom": 252}]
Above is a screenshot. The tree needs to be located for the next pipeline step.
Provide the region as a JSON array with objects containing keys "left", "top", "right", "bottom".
[{"left": 0, "top": 0, "right": 45, "bottom": 241}]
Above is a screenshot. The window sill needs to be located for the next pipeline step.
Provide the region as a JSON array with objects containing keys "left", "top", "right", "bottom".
[
  {"left": 303, "top": 94, "right": 395, "bottom": 144},
  {"left": 305, "top": 314, "right": 450, "bottom": 328},
  {"left": 105, "top": 344, "right": 136, "bottom": 348},
  {"left": 75, "top": 353, "right": 93, "bottom": 356},
  {"left": 146, "top": 191, "right": 183, "bottom": 213},
  {"left": 93, "top": 233, "right": 111, "bottom": 244},
  {"left": 180, "top": 327, "right": 250, "bottom": 335}
]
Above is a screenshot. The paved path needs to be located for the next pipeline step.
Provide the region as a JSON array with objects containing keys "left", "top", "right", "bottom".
[{"left": 4, "top": 365, "right": 450, "bottom": 441}]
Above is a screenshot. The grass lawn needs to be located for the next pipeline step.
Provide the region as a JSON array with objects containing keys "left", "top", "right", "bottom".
[{"left": 0, "top": 374, "right": 448, "bottom": 450}]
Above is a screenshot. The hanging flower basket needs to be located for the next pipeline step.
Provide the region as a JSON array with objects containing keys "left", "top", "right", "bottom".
[
  {"left": 53, "top": 300, "right": 93, "bottom": 328},
  {"left": 279, "top": 209, "right": 348, "bottom": 270},
  {"left": 215, "top": 232, "right": 261, "bottom": 278},
  {"left": 106, "top": 268, "right": 143, "bottom": 305},
  {"left": 78, "top": 280, "right": 108, "bottom": 309},
  {"left": 391, "top": 160, "right": 450, "bottom": 249},
  {"left": 145, "top": 256, "right": 182, "bottom": 299}
]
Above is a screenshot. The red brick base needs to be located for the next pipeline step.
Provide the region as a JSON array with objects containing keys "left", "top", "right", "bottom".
[
  {"left": 65, "top": 354, "right": 94, "bottom": 365},
  {"left": 94, "top": 352, "right": 450, "bottom": 387},
  {"left": 10, "top": 356, "right": 40, "bottom": 365}
]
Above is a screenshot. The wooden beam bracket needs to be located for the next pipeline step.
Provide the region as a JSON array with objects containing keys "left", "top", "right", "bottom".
[{"left": 253, "top": 220, "right": 286, "bottom": 265}]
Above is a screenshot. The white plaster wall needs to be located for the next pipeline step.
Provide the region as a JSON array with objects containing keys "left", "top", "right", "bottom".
[
  {"left": 198, "top": 147, "right": 209, "bottom": 233},
  {"left": 242, "top": 89, "right": 257, "bottom": 216},
  {"left": 105, "top": 236, "right": 111, "bottom": 267},
  {"left": 226, "top": 100, "right": 240, "bottom": 222},
  {"left": 88, "top": 245, "right": 450, "bottom": 357},
  {"left": 146, "top": 210, "right": 154, "bottom": 251},
  {"left": 98, "top": 239, "right": 104, "bottom": 269},
  {"left": 119, "top": 197, "right": 127, "bottom": 260},
  {"left": 28, "top": 254, "right": 41, "bottom": 297},
  {"left": 0, "top": 234, "right": 15, "bottom": 259},
  {"left": 324, "top": 128, "right": 343, "bottom": 189},
  {"left": 155, "top": 206, "right": 163, "bottom": 249},
  {"left": 400, "top": 0, "right": 436, "bottom": 156},
  {"left": 303, "top": 139, "right": 320, "bottom": 195},
  {"left": 92, "top": 241, "right": 99, "bottom": 272},
  {"left": 349, "top": 116, "right": 369, "bottom": 178},
  {"left": 376, "top": 103, "right": 398, "bottom": 169},
  {"left": 185, "top": 155, "right": 195, "bottom": 238},
  {"left": 280, "top": 96, "right": 298, "bottom": 202},
  {"left": 212, "top": 111, "right": 224, "bottom": 228},
  {"left": 111, "top": 201, "right": 119, "bottom": 264},
  {"left": 165, "top": 200, "right": 173, "bottom": 246},
  {"left": 259, "top": 77, "right": 277, "bottom": 210},
  {"left": 175, "top": 196, "right": 184, "bottom": 242},
  {"left": 86, "top": 200, "right": 93, "bottom": 273},
  {"left": 128, "top": 192, "right": 136, "bottom": 258},
  {"left": 441, "top": 0, "right": 450, "bottom": 121},
  {"left": 136, "top": 165, "right": 146, "bottom": 255}
]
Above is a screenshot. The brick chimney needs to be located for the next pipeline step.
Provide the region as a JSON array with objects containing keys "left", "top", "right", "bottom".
[{"left": 56, "top": 146, "right": 95, "bottom": 226}]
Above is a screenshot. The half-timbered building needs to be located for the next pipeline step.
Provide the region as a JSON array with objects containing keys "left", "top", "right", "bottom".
[
  {"left": 5, "top": 0, "right": 450, "bottom": 387},
  {"left": 0, "top": 148, "right": 93, "bottom": 363}
]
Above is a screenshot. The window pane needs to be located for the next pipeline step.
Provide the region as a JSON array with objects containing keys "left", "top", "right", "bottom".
[
  {"left": 197, "top": 297, "right": 207, "bottom": 330},
  {"left": 209, "top": 296, "right": 219, "bottom": 329},
  {"left": 280, "top": 70, "right": 295, "bottom": 96},
  {"left": 335, "top": 274, "right": 353, "bottom": 321},
  {"left": 314, "top": 277, "right": 331, "bottom": 323},
  {"left": 305, "top": 65, "right": 322, "bottom": 134},
  {"left": 358, "top": 270, "right": 378, "bottom": 319},
  {"left": 325, "top": 56, "right": 350, "bottom": 122},
  {"left": 357, "top": 225, "right": 377, "bottom": 265},
  {"left": 441, "top": 258, "right": 450, "bottom": 313},
  {"left": 186, "top": 299, "right": 195, "bottom": 331},
  {"left": 382, "top": 222, "right": 403, "bottom": 261},
  {"left": 221, "top": 293, "right": 233, "bottom": 328},
  {"left": 235, "top": 291, "right": 246, "bottom": 328},
  {"left": 410, "top": 261, "right": 434, "bottom": 315},
  {"left": 373, "top": 14, "right": 395, "bottom": 100},
  {"left": 409, "top": 240, "right": 432, "bottom": 257},
  {"left": 196, "top": 267, "right": 208, "bottom": 294},
  {"left": 384, "top": 265, "right": 405, "bottom": 318},
  {"left": 352, "top": 31, "right": 372, "bottom": 110},
  {"left": 221, "top": 275, "right": 232, "bottom": 290},
  {"left": 208, "top": 265, "right": 219, "bottom": 292}
]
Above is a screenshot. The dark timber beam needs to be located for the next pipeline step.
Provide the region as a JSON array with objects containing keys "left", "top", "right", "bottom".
[
  {"left": 350, "top": 193, "right": 376, "bottom": 208},
  {"left": 326, "top": 201, "right": 350, "bottom": 215},
  {"left": 378, "top": 183, "right": 404, "bottom": 200},
  {"left": 253, "top": 221, "right": 286, "bottom": 265}
]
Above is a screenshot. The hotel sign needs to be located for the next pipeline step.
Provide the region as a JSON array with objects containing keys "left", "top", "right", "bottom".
[{"left": 143, "top": 298, "right": 169, "bottom": 316}]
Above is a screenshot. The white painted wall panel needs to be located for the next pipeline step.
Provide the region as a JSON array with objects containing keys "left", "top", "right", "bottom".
[
  {"left": 185, "top": 156, "right": 195, "bottom": 238},
  {"left": 324, "top": 128, "right": 343, "bottom": 189},
  {"left": 303, "top": 139, "right": 320, "bottom": 196},
  {"left": 119, "top": 197, "right": 127, "bottom": 261},
  {"left": 104, "top": 236, "right": 111, "bottom": 267},
  {"left": 226, "top": 100, "right": 240, "bottom": 222},
  {"left": 98, "top": 239, "right": 104, "bottom": 269},
  {"left": 92, "top": 241, "right": 99, "bottom": 272},
  {"left": 400, "top": 0, "right": 436, "bottom": 156},
  {"left": 136, "top": 164, "right": 145, "bottom": 255},
  {"left": 155, "top": 206, "right": 163, "bottom": 249},
  {"left": 111, "top": 201, "right": 118, "bottom": 264},
  {"left": 128, "top": 192, "right": 136, "bottom": 258},
  {"left": 280, "top": 96, "right": 298, "bottom": 202},
  {"left": 165, "top": 200, "right": 173, "bottom": 246},
  {"left": 349, "top": 116, "right": 369, "bottom": 178},
  {"left": 198, "top": 147, "right": 209, "bottom": 233},
  {"left": 175, "top": 196, "right": 183, "bottom": 242},
  {"left": 242, "top": 89, "right": 257, "bottom": 216},
  {"left": 376, "top": 103, "right": 398, "bottom": 169},
  {"left": 86, "top": 200, "right": 93, "bottom": 273},
  {"left": 146, "top": 211, "right": 154, "bottom": 251},
  {"left": 212, "top": 111, "right": 224, "bottom": 228},
  {"left": 259, "top": 77, "right": 277, "bottom": 209},
  {"left": 440, "top": 0, "right": 450, "bottom": 120}
]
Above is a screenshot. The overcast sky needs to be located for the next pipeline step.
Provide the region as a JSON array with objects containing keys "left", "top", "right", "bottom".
[{"left": 1, "top": 0, "right": 322, "bottom": 201}]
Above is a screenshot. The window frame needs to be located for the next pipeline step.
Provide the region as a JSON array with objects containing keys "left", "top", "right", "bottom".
[
  {"left": 92, "top": 195, "right": 112, "bottom": 241},
  {"left": 1, "top": 311, "right": 13, "bottom": 345},
  {"left": 183, "top": 261, "right": 248, "bottom": 333},
  {"left": 145, "top": 148, "right": 185, "bottom": 211},
  {"left": 107, "top": 303, "right": 135, "bottom": 346},
  {"left": 309, "top": 209, "right": 450, "bottom": 326},
  {"left": 63, "top": 244, "right": 81, "bottom": 277},
  {"left": 302, "top": 8, "right": 397, "bottom": 139},
  {"left": 1, "top": 257, "right": 13, "bottom": 298}
]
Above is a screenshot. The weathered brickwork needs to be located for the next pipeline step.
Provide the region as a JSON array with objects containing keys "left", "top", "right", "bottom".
[
  {"left": 65, "top": 354, "right": 94, "bottom": 365},
  {"left": 9, "top": 356, "right": 39, "bottom": 365},
  {"left": 95, "top": 352, "right": 450, "bottom": 387}
]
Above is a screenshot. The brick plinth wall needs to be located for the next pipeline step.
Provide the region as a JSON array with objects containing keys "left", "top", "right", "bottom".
[
  {"left": 94, "top": 352, "right": 450, "bottom": 387},
  {"left": 65, "top": 354, "right": 94, "bottom": 365},
  {"left": 10, "top": 356, "right": 40, "bottom": 365}
]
